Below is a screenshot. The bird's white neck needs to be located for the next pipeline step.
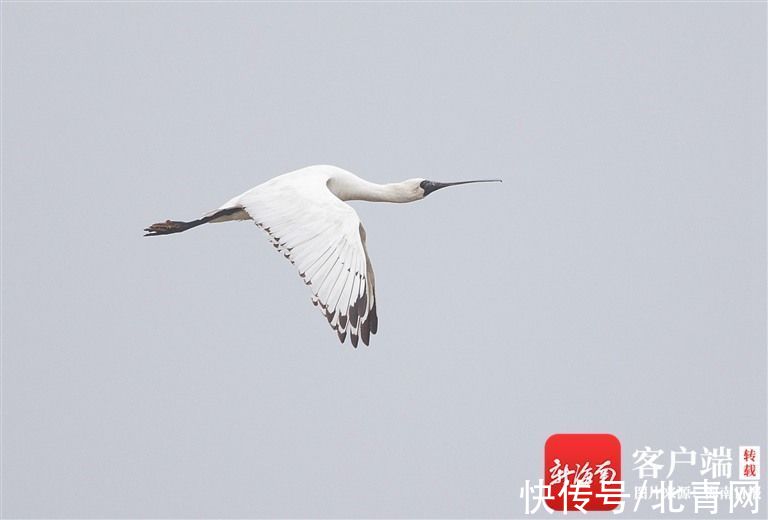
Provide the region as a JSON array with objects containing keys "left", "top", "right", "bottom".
[{"left": 328, "top": 175, "right": 422, "bottom": 203}]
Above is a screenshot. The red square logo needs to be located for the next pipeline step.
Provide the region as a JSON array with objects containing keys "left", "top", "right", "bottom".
[{"left": 544, "top": 433, "right": 622, "bottom": 512}]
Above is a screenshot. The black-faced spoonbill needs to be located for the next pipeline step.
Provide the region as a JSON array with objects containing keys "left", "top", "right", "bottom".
[{"left": 145, "top": 165, "right": 500, "bottom": 347}]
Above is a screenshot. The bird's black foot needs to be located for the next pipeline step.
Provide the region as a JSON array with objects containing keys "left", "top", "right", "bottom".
[{"left": 144, "top": 220, "right": 192, "bottom": 236}]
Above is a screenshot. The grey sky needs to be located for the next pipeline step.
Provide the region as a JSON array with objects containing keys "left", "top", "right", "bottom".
[{"left": 2, "top": 2, "right": 765, "bottom": 518}]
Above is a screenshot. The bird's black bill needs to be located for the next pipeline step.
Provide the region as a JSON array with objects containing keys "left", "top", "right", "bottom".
[{"left": 420, "top": 179, "right": 502, "bottom": 197}]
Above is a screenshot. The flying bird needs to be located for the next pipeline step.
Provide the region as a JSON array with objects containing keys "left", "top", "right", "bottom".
[{"left": 144, "top": 165, "right": 500, "bottom": 347}]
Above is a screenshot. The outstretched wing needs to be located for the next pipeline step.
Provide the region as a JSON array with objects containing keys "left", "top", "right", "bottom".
[{"left": 234, "top": 175, "right": 378, "bottom": 347}]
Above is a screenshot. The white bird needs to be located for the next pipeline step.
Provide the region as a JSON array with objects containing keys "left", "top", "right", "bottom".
[{"left": 145, "top": 165, "right": 500, "bottom": 347}]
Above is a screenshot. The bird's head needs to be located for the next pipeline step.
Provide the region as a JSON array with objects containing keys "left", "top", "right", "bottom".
[{"left": 417, "top": 178, "right": 502, "bottom": 198}]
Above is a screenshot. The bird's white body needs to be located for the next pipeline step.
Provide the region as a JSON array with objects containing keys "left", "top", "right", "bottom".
[
  {"left": 216, "top": 165, "right": 424, "bottom": 211},
  {"left": 145, "top": 164, "right": 499, "bottom": 347}
]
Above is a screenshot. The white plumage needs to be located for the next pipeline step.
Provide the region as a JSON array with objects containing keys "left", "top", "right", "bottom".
[{"left": 145, "top": 165, "right": 499, "bottom": 347}]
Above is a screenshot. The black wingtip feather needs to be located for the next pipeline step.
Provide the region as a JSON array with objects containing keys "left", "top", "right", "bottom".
[
  {"left": 349, "top": 304, "right": 358, "bottom": 327},
  {"left": 361, "top": 318, "right": 370, "bottom": 346},
  {"left": 369, "top": 302, "right": 378, "bottom": 334}
]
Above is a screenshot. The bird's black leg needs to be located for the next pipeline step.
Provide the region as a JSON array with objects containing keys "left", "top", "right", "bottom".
[
  {"left": 144, "top": 207, "right": 245, "bottom": 237},
  {"left": 144, "top": 219, "right": 205, "bottom": 236}
]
